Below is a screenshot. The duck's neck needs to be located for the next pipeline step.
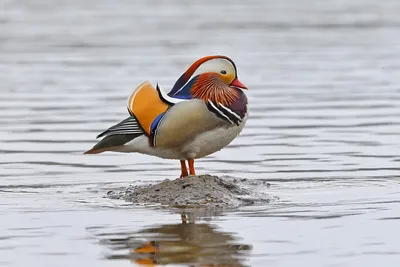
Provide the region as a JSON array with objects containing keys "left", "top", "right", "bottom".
[
  {"left": 205, "top": 88, "right": 248, "bottom": 125},
  {"left": 168, "top": 74, "right": 248, "bottom": 122},
  {"left": 189, "top": 74, "right": 240, "bottom": 105}
]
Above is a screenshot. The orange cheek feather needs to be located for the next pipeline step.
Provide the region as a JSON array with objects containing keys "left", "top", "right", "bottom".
[
  {"left": 220, "top": 73, "right": 235, "bottom": 85},
  {"left": 190, "top": 74, "right": 238, "bottom": 106}
]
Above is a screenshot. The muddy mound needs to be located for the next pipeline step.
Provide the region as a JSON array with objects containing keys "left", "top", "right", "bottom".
[{"left": 107, "top": 175, "right": 271, "bottom": 208}]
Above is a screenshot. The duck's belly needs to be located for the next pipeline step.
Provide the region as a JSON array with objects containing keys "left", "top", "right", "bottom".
[
  {"left": 186, "top": 115, "right": 247, "bottom": 159},
  {"left": 119, "top": 114, "right": 247, "bottom": 160}
]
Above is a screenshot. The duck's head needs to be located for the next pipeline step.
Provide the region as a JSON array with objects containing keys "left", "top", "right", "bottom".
[{"left": 168, "top": 55, "right": 247, "bottom": 102}]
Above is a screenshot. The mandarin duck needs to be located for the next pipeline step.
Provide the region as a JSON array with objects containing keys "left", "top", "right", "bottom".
[{"left": 84, "top": 55, "right": 248, "bottom": 178}]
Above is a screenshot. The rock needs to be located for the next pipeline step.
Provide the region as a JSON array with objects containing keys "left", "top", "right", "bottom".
[{"left": 107, "top": 175, "right": 271, "bottom": 208}]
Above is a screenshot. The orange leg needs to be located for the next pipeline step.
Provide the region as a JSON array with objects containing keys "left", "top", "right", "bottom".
[
  {"left": 188, "top": 159, "right": 196, "bottom": 176},
  {"left": 180, "top": 160, "right": 188, "bottom": 178}
]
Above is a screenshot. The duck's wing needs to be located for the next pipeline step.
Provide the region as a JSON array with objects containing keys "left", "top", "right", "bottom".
[
  {"left": 127, "top": 81, "right": 171, "bottom": 135},
  {"left": 84, "top": 81, "right": 203, "bottom": 154},
  {"left": 96, "top": 115, "right": 144, "bottom": 138},
  {"left": 126, "top": 82, "right": 231, "bottom": 148},
  {"left": 84, "top": 81, "right": 176, "bottom": 154},
  {"left": 83, "top": 115, "right": 144, "bottom": 154}
]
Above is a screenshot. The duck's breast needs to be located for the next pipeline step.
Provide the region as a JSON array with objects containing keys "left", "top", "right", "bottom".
[
  {"left": 153, "top": 99, "right": 223, "bottom": 148},
  {"left": 187, "top": 113, "right": 248, "bottom": 159}
]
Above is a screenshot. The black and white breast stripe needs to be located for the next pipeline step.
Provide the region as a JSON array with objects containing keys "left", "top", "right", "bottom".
[{"left": 206, "top": 100, "right": 243, "bottom": 126}]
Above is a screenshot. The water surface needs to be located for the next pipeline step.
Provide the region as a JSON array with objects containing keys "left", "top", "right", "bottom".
[{"left": 1, "top": 0, "right": 400, "bottom": 266}]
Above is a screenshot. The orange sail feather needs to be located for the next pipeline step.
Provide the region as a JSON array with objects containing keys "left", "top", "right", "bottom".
[{"left": 127, "top": 81, "right": 169, "bottom": 135}]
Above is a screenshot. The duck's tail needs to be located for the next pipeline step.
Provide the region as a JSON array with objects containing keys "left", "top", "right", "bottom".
[{"left": 84, "top": 133, "right": 143, "bottom": 154}]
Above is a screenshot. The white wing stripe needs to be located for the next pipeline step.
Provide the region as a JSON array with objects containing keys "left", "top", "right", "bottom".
[{"left": 108, "top": 128, "right": 142, "bottom": 132}]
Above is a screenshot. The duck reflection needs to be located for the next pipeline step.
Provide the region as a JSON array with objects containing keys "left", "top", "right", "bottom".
[{"left": 104, "top": 211, "right": 252, "bottom": 266}]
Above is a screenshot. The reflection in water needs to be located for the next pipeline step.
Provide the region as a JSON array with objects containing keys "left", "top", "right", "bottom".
[{"left": 99, "top": 212, "right": 252, "bottom": 266}]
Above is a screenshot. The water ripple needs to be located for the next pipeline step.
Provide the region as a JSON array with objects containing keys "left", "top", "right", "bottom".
[{"left": 1, "top": 0, "right": 400, "bottom": 266}]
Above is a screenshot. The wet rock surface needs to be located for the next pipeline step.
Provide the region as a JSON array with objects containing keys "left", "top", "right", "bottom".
[{"left": 107, "top": 175, "right": 271, "bottom": 208}]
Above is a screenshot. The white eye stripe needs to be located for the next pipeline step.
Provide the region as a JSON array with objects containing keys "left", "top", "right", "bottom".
[
  {"left": 192, "top": 58, "right": 234, "bottom": 77},
  {"left": 174, "top": 58, "right": 236, "bottom": 95}
]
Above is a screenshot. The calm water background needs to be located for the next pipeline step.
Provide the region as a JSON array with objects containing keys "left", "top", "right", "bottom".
[{"left": 1, "top": 0, "right": 400, "bottom": 266}]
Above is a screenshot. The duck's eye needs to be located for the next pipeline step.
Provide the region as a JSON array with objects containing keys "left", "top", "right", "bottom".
[{"left": 220, "top": 70, "right": 227, "bottom": 75}]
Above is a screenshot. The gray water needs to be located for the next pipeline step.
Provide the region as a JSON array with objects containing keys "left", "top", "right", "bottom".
[{"left": 1, "top": 0, "right": 400, "bottom": 266}]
